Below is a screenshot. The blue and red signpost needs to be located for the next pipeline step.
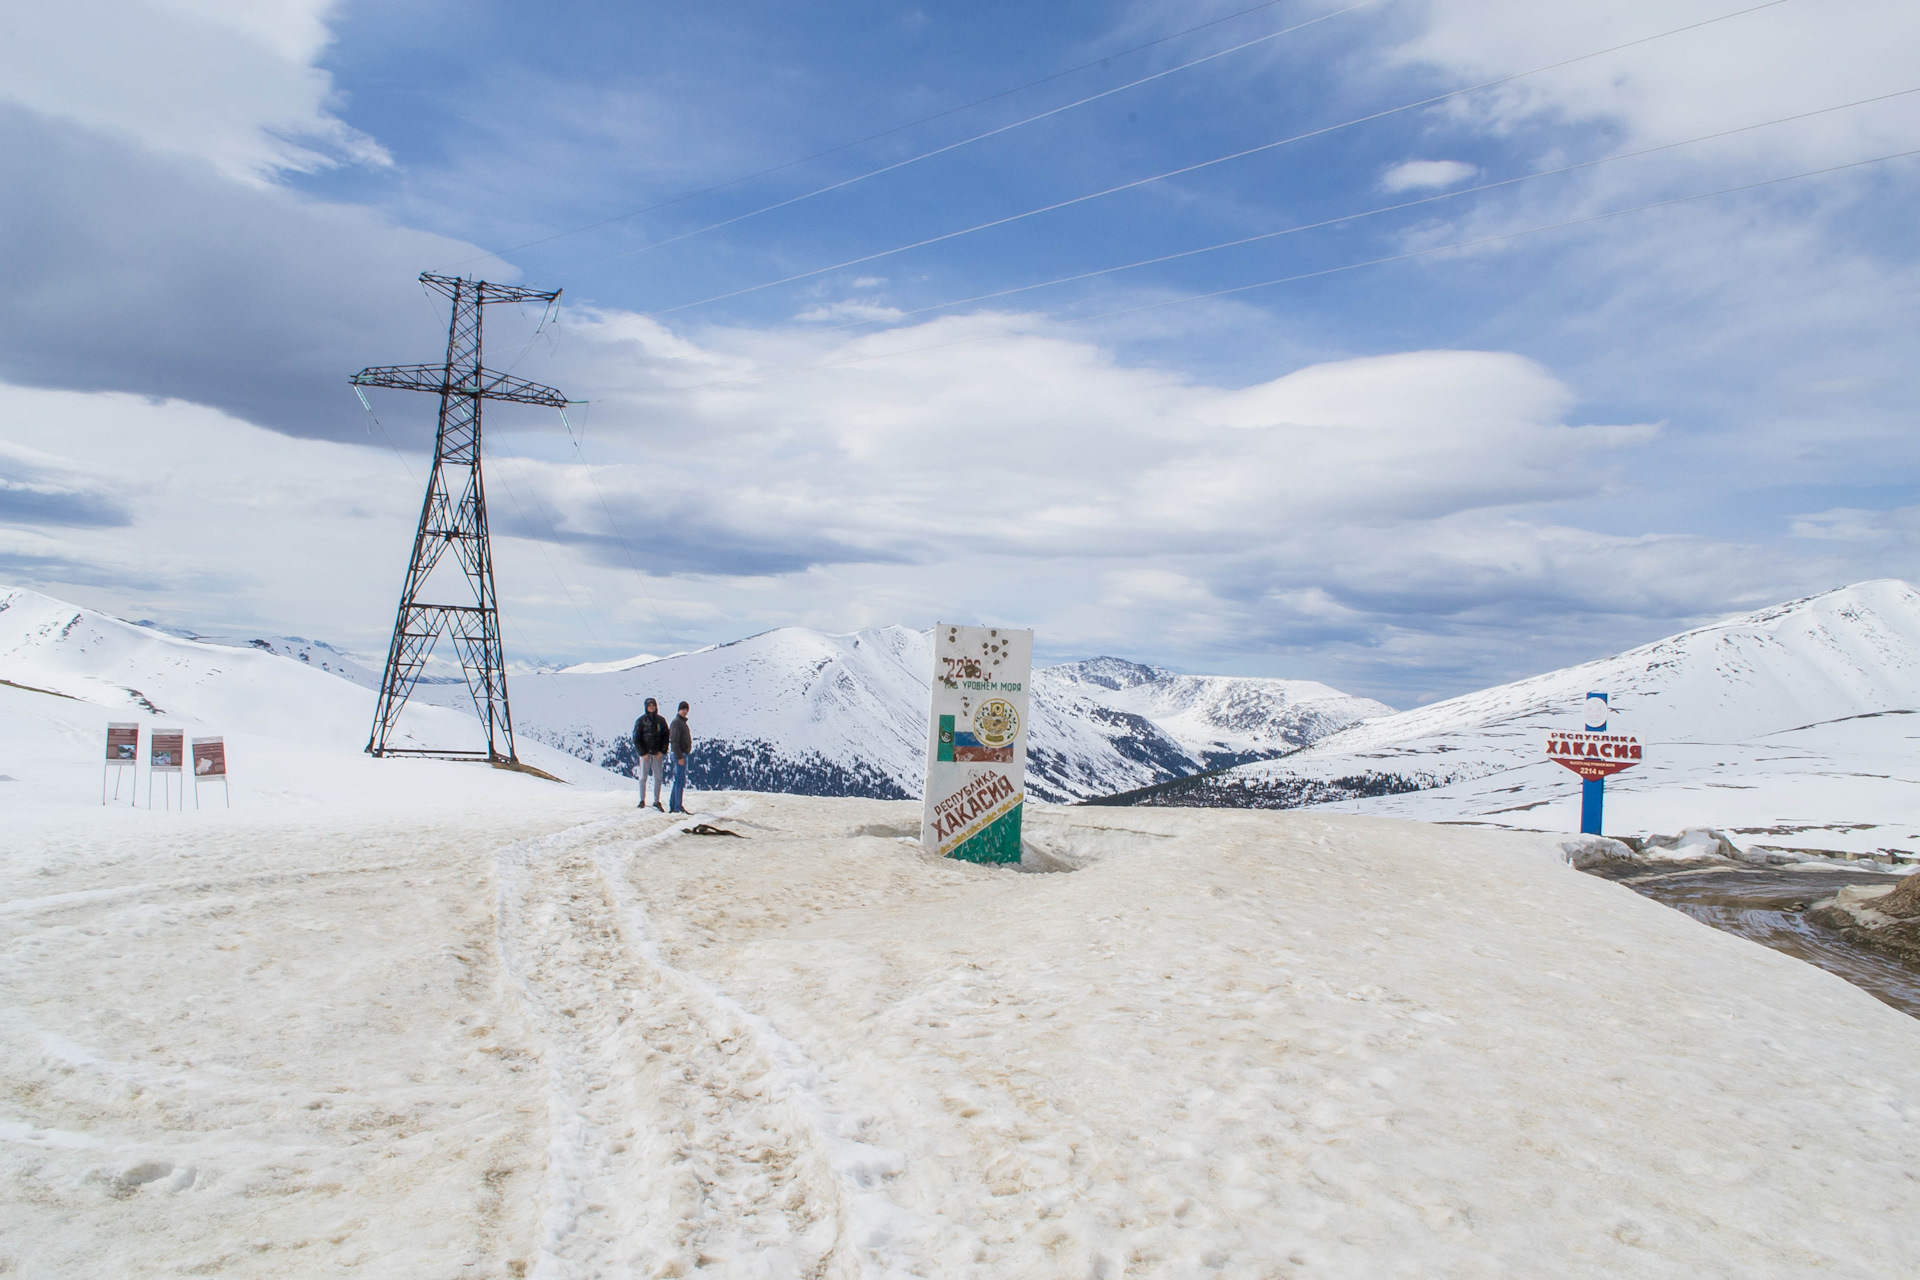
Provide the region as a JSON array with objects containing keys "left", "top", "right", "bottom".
[{"left": 1546, "top": 692, "right": 1642, "bottom": 835}]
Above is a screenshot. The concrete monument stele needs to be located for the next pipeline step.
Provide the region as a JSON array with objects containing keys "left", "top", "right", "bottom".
[{"left": 922, "top": 623, "right": 1033, "bottom": 864}]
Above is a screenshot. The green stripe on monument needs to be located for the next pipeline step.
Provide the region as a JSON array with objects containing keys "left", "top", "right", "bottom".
[{"left": 950, "top": 803, "right": 1022, "bottom": 865}]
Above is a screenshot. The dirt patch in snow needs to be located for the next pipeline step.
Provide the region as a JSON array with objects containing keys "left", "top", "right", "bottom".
[{"left": 1810, "top": 870, "right": 1920, "bottom": 968}]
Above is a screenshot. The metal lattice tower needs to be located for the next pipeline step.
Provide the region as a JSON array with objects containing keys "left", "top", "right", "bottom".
[{"left": 353, "top": 272, "right": 568, "bottom": 763}]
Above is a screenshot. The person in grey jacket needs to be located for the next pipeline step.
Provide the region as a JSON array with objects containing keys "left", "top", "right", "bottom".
[
  {"left": 668, "top": 701, "right": 693, "bottom": 813},
  {"left": 632, "top": 698, "right": 671, "bottom": 810}
]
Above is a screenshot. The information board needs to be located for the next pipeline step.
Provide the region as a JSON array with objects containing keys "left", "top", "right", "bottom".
[
  {"left": 150, "top": 729, "right": 184, "bottom": 771},
  {"left": 106, "top": 722, "right": 139, "bottom": 762},
  {"left": 103, "top": 721, "right": 140, "bottom": 805},
  {"left": 922, "top": 624, "right": 1032, "bottom": 864},
  {"left": 192, "top": 737, "right": 227, "bottom": 778},
  {"left": 191, "top": 736, "right": 229, "bottom": 810}
]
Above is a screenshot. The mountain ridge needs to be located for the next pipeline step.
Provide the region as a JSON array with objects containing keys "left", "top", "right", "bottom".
[
  {"left": 1124, "top": 580, "right": 1920, "bottom": 858},
  {"left": 13, "top": 592, "right": 1387, "bottom": 802},
  {"left": 497, "top": 625, "right": 1389, "bottom": 802}
]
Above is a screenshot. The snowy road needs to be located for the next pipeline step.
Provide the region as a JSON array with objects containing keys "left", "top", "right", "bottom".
[{"left": 7, "top": 794, "right": 1920, "bottom": 1277}]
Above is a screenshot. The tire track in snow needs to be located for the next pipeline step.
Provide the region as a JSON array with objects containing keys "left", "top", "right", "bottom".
[
  {"left": 0, "top": 861, "right": 419, "bottom": 919},
  {"left": 586, "top": 804, "right": 941, "bottom": 1277},
  {"left": 496, "top": 808, "right": 933, "bottom": 1278}
]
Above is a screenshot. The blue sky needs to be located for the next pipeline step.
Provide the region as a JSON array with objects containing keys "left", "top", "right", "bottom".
[{"left": 2, "top": 0, "right": 1918, "bottom": 705}]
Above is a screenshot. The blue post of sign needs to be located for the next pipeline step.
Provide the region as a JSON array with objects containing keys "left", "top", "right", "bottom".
[
  {"left": 1581, "top": 691, "right": 1608, "bottom": 835},
  {"left": 1581, "top": 778, "right": 1604, "bottom": 835}
]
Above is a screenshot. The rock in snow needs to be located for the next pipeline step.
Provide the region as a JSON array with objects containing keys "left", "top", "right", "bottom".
[{"left": 1810, "top": 870, "right": 1920, "bottom": 967}]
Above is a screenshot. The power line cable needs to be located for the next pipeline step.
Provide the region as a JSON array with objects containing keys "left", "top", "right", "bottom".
[
  {"left": 439, "top": 0, "right": 1314, "bottom": 270},
  {"left": 353, "top": 386, "right": 419, "bottom": 484},
  {"left": 570, "top": 0, "right": 1380, "bottom": 270},
  {"left": 479, "top": 311, "right": 673, "bottom": 663},
  {"left": 640, "top": 0, "right": 1796, "bottom": 318},
  {"left": 662, "top": 144, "right": 1920, "bottom": 390},
  {"left": 794, "top": 85, "right": 1920, "bottom": 336},
  {"left": 501, "top": 296, "right": 560, "bottom": 377}
]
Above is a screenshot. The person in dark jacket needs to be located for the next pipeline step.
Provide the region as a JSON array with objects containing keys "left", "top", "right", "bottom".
[
  {"left": 632, "top": 697, "right": 671, "bottom": 810},
  {"left": 668, "top": 701, "right": 693, "bottom": 813}
]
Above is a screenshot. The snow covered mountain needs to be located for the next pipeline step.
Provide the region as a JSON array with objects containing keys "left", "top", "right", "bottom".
[
  {"left": 498, "top": 629, "right": 1389, "bottom": 802},
  {"left": 0, "top": 585, "right": 621, "bottom": 808},
  {"left": 505, "top": 626, "right": 935, "bottom": 798},
  {"left": 1123, "top": 581, "right": 1920, "bottom": 859},
  {"left": 13, "top": 575, "right": 1918, "bottom": 853},
  {"left": 4, "top": 586, "right": 1384, "bottom": 805},
  {"left": 1042, "top": 657, "right": 1393, "bottom": 771},
  {"left": 145, "top": 628, "right": 388, "bottom": 688}
]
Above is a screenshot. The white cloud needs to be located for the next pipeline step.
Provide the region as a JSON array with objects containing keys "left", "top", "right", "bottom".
[
  {"left": 0, "top": 330, "right": 1652, "bottom": 635},
  {"left": 476, "top": 313, "right": 1691, "bottom": 669},
  {"left": 1791, "top": 506, "right": 1920, "bottom": 544},
  {"left": 0, "top": 385, "right": 419, "bottom": 630},
  {"left": 0, "top": 440, "right": 131, "bottom": 529},
  {"left": 1380, "top": 159, "right": 1479, "bottom": 192},
  {"left": 1, "top": 299, "right": 1886, "bottom": 701},
  {"left": 1392, "top": 0, "right": 1920, "bottom": 163},
  {"left": 793, "top": 300, "right": 907, "bottom": 323},
  {"left": 3, "top": 0, "right": 1910, "bottom": 706},
  {"left": 1343, "top": 2, "right": 1920, "bottom": 513},
  {"left": 0, "top": 109, "right": 506, "bottom": 443},
  {"left": 0, "top": 0, "right": 386, "bottom": 181}
]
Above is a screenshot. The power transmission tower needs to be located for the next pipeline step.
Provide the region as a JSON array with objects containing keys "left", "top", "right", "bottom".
[{"left": 352, "top": 272, "right": 568, "bottom": 764}]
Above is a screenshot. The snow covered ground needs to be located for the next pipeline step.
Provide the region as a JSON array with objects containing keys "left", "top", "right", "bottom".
[
  {"left": 7, "top": 792, "right": 1920, "bottom": 1278},
  {"left": 1156, "top": 581, "right": 1920, "bottom": 860},
  {"left": 9, "top": 578, "right": 1920, "bottom": 1275}
]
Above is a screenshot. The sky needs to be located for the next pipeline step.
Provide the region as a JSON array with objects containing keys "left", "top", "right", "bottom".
[{"left": 2, "top": 0, "right": 1918, "bottom": 707}]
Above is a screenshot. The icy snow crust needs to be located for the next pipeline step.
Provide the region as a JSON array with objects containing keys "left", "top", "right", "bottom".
[
  {"left": 1201, "top": 580, "right": 1920, "bottom": 858},
  {"left": 7, "top": 792, "right": 1920, "bottom": 1276}
]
